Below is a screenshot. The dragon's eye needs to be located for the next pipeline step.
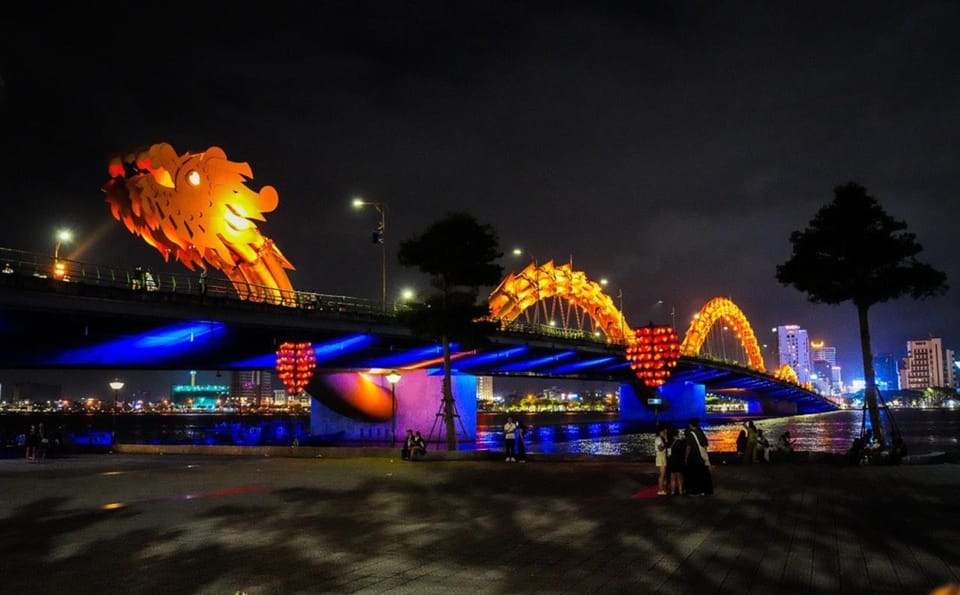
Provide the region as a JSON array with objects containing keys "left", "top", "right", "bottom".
[{"left": 187, "top": 170, "right": 201, "bottom": 186}]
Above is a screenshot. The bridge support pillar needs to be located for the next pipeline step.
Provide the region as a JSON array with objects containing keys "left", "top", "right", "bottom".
[
  {"left": 308, "top": 369, "right": 477, "bottom": 446},
  {"left": 758, "top": 398, "right": 798, "bottom": 416},
  {"left": 619, "top": 381, "right": 706, "bottom": 428}
]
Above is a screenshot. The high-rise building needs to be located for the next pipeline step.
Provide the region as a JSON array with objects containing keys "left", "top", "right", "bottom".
[
  {"left": 232, "top": 370, "right": 274, "bottom": 406},
  {"left": 872, "top": 353, "right": 899, "bottom": 391},
  {"left": 830, "top": 366, "right": 843, "bottom": 395},
  {"left": 946, "top": 349, "right": 957, "bottom": 389},
  {"left": 810, "top": 341, "right": 836, "bottom": 366},
  {"left": 777, "top": 325, "right": 812, "bottom": 384},
  {"left": 476, "top": 376, "right": 494, "bottom": 402},
  {"left": 811, "top": 359, "right": 833, "bottom": 395},
  {"left": 899, "top": 337, "right": 955, "bottom": 390}
]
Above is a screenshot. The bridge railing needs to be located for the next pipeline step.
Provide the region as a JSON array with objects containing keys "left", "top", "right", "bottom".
[
  {"left": 0, "top": 246, "right": 392, "bottom": 318},
  {"left": 501, "top": 320, "right": 626, "bottom": 346}
]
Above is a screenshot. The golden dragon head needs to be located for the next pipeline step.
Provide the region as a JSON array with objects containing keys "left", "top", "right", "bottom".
[{"left": 103, "top": 143, "right": 296, "bottom": 300}]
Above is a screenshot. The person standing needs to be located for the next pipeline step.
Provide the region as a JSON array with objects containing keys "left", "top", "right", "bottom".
[
  {"left": 684, "top": 418, "right": 713, "bottom": 496},
  {"left": 503, "top": 416, "right": 518, "bottom": 462},
  {"left": 515, "top": 418, "right": 528, "bottom": 463},
  {"left": 744, "top": 420, "right": 758, "bottom": 464},
  {"left": 667, "top": 428, "right": 686, "bottom": 495},
  {"left": 199, "top": 269, "right": 207, "bottom": 296},
  {"left": 655, "top": 426, "right": 668, "bottom": 495}
]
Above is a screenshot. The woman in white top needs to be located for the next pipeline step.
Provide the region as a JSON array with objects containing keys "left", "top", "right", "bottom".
[
  {"left": 503, "top": 417, "right": 518, "bottom": 462},
  {"left": 655, "top": 426, "right": 668, "bottom": 495}
]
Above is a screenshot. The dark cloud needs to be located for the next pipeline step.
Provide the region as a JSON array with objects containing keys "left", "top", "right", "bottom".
[{"left": 1, "top": 1, "right": 958, "bottom": 395}]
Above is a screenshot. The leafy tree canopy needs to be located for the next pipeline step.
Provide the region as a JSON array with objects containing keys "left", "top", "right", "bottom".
[
  {"left": 398, "top": 212, "right": 504, "bottom": 292},
  {"left": 776, "top": 182, "right": 947, "bottom": 308}
]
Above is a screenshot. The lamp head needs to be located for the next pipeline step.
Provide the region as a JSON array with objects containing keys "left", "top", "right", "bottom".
[
  {"left": 108, "top": 379, "right": 125, "bottom": 391},
  {"left": 56, "top": 229, "right": 73, "bottom": 243},
  {"left": 352, "top": 197, "right": 365, "bottom": 208},
  {"left": 386, "top": 371, "right": 401, "bottom": 385}
]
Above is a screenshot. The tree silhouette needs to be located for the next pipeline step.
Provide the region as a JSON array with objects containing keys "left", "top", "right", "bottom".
[
  {"left": 398, "top": 212, "right": 503, "bottom": 450},
  {"left": 776, "top": 182, "right": 947, "bottom": 446}
]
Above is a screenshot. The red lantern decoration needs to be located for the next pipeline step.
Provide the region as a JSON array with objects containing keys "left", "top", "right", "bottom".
[
  {"left": 625, "top": 324, "right": 681, "bottom": 387},
  {"left": 275, "top": 341, "right": 316, "bottom": 394}
]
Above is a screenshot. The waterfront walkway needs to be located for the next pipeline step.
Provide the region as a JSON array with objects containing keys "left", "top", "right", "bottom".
[{"left": 1, "top": 453, "right": 958, "bottom": 594}]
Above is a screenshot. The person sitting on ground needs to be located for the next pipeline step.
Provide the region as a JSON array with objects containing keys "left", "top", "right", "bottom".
[
  {"left": 776, "top": 431, "right": 795, "bottom": 461},
  {"left": 410, "top": 431, "right": 427, "bottom": 460},
  {"left": 401, "top": 429, "right": 415, "bottom": 460}
]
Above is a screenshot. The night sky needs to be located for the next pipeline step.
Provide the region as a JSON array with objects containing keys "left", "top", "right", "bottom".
[{"left": 1, "top": 2, "right": 957, "bottom": 396}]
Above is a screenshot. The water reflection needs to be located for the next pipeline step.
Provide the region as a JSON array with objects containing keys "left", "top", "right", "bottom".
[{"left": 477, "top": 409, "right": 960, "bottom": 457}]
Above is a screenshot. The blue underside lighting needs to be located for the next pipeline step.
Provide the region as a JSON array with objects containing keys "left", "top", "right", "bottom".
[
  {"left": 52, "top": 320, "right": 226, "bottom": 366},
  {"left": 497, "top": 351, "right": 577, "bottom": 372},
  {"left": 359, "top": 342, "right": 460, "bottom": 369},
  {"left": 547, "top": 356, "right": 618, "bottom": 374},
  {"left": 229, "top": 334, "right": 375, "bottom": 369},
  {"left": 453, "top": 346, "right": 529, "bottom": 371}
]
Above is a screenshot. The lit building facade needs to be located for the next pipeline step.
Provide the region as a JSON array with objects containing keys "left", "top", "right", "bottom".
[
  {"left": 899, "top": 337, "right": 955, "bottom": 390},
  {"left": 777, "top": 325, "right": 812, "bottom": 384},
  {"left": 232, "top": 370, "right": 274, "bottom": 406},
  {"left": 476, "top": 376, "right": 494, "bottom": 403},
  {"left": 810, "top": 341, "right": 836, "bottom": 366},
  {"left": 872, "top": 353, "right": 899, "bottom": 391}
]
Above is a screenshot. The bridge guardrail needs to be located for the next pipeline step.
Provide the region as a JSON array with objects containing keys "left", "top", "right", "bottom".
[{"left": 0, "top": 246, "right": 398, "bottom": 319}]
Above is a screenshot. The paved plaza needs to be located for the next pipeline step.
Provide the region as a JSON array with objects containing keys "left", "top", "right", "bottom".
[{"left": 1, "top": 452, "right": 958, "bottom": 594}]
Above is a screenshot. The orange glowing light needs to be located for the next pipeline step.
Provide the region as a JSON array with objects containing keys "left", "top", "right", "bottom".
[
  {"left": 680, "top": 297, "right": 765, "bottom": 372},
  {"left": 103, "top": 143, "right": 296, "bottom": 305},
  {"left": 488, "top": 260, "right": 632, "bottom": 343},
  {"left": 772, "top": 363, "right": 800, "bottom": 384},
  {"left": 626, "top": 324, "right": 682, "bottom": 387},
  {"left": 276, "top": 342, "right": 316, "bottom": 394}
]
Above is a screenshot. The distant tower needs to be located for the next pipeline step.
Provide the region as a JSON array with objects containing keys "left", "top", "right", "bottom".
[
  {"left": 810, "top": 340, "right": 837, "bottom": 393},
  {"left": 810, "top": 341, "right": 836, "bottom": 366},
  {"left": 777, "top": 325, "right": 811, "bottom": 384}
]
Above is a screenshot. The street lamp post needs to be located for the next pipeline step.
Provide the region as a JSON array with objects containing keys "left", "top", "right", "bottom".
[
  {"left": 54, "top": 229, "right": 73, "bottom": 261},
  {"left": 513, "top": 248, "right": 540, "bottom": 326},
  {"left": 108, "top": 379, "right": 124, "bottom": 446},
  {"left": 53, "top": 229, "right": 73, "bottom": 279},
  {"left": 600, "top": 278, "right": 625, "bottom": 343},
  {"left": 353, "top": 198, "right": 387, "bottom": 312},
  {"left": 386, "top": 370, "right": 401, "bottom": 447}
]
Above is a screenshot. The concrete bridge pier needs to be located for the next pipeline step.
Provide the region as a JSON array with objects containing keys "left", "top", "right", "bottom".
[
  {"left": 619, "top": 381, "right": 706, "bottom": 428},
  {"left": 308, "top": 369, "right": 478, "bottom": 447}
]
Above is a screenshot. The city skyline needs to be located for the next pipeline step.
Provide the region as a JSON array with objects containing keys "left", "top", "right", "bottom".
[{"left": 1, "top": 2, "right": 958, "bottom": 386}]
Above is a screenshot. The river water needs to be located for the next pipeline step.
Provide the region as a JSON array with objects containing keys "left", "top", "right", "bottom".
[
  {"left": 476, "top": 408, "right": 960, "bottom": 456},
  {"left": 2, "top": 408, "right": 957, "bottom": 456}
]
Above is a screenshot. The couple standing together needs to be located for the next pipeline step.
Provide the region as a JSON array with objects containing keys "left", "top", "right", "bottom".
[{"left": 503, "top": 416, "right": 527, "bottom": 462}]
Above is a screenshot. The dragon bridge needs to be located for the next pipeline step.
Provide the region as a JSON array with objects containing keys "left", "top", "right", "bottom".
[
  {"left": 680, "top": 297, "right": 766, "bottom": 372},
  {"left": 488, "top": 260, "right": 632, "bottom": 343}
]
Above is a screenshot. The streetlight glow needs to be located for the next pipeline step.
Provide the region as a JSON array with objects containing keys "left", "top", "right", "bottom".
[
  {"left": 108, "top": 379, "right": 124, "bottom": 447},
  {"left": 400, "top": 288, "right": 415, "bottom": 301},
  {"left": 386, "top": 370, "right": 401, "bottom": 447}
]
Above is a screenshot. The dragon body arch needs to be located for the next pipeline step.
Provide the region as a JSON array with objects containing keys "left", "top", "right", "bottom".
[
  {"left": 488, "top": 260, "right": 633, "bottom": 343},
  {"left": 680, "top": 296, "right": 765, "bottom": 372}
]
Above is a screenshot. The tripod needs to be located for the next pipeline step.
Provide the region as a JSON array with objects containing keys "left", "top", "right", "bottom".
[
  {"left": 427, "top": 395, "right": 471, "bottom": 444},
  {"left": 858, "top": 388, "right": 902, "bottom": 448}
]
